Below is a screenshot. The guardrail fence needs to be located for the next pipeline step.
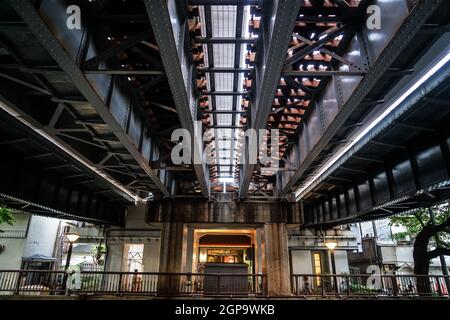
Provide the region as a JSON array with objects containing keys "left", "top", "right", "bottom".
[
  {"left": 1, "top": 270, "right": 449, "bottom": 298},
  {"left": 0, "top": 270, "right": 266, "bottom": 297},
  {"left": 292, "top": 274, "right": 450, "bottom": 298}
]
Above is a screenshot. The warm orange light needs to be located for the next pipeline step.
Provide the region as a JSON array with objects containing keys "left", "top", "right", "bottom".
[
  {"left": 325, "top": 241, "right": 338, "bottom": 251},
  {"left": 66, "top": 232, "right": 80, "bottom": 243}
]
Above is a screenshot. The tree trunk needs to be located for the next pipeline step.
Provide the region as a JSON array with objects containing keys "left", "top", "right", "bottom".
[
  {"left": 410, "top": 214, "right": 450, "bottom": 295},
  {"left": 413, "top": 226, "right": 432, "bottom": 294}
]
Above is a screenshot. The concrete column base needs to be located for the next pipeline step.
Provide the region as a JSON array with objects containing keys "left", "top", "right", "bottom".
[
  {"left": 264, "top": 223, "right": 292, "bottom": 296},
  {"left": 158, "top": 222, "right": 184, "bottom": 293}
]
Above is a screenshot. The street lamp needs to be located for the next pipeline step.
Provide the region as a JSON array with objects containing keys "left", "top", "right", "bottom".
[
  {"left": 325, "top": 241, "right": 337, "bottom": 251},
  {"left": 64, "top": 232, "right": 80, "bottom": 271},
  {"left": 325, "top": 241, "right": 338, "bottom": 293}
]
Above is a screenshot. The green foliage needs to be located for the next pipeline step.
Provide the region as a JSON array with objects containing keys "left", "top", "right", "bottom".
[
  {"left": 349, "top": 282, "right": 381, "bottom": 294},
  {"left": 0, "top": 206, "right": 15, "bottom": 228},
  {"left": 91, "top": 244, "right": 106, "bottom": 266},
  {"left": 389, "top": 204, "right": 450, "bottom": 247}
]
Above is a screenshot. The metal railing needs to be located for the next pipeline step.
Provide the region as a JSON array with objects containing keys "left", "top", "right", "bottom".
[
  {"left": 292, "top": 274, "right": 450, "bottom": 298},
  {"left": 0, "top": 230, "right": 27, "bottom": 238},
  {"left": 0, "top": 270, "right": 266, "bottom": 297},
  {"left": 2, "top": 270, "right": 448, "bottom": 298}
]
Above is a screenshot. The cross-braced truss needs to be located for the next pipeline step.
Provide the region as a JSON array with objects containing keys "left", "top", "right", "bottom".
[{"left": 0, "top": 0, "right": 449, "bottom": 227}]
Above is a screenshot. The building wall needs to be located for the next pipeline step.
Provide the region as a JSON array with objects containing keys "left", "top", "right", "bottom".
[
  {"left": 1, "top": 214, "right": 61, "bottom": 269},
  {"left": 143, "top": 241, "right": 161, "bottom": 272},
  {"left": 105, "top": 240, "right": 161, "bottom": 273},
  {"left": 125, "top": 202, "right": 149, "bottom": 229},
  {"left": 105, "top": 202, "right": 161, "bottom": 272},
  {"left": 0, "top": 239, "right": 26, "bottom": 269},
  {"left": 380, "top": 245, "right": 409, "bottom": 265},
  {"left": 105, "top": 243, "right": 124, "bottom": 272},
  {"left": 22, "top": 215, "right": 60, "bottom": 258},
  {"left": 358, "top": 219, "right": 408, "bottom": 245},
  {"left": 379, "top": 244, "right": 450, "bottom": 275},
  {"left": 288, "top": 225, "right": 357, "bottom": 275},
  {"left": 290, "top": 250, "right": 313, "bottom": 274},
  {"left": 0, "top": 213, "right": 29, "bottom": 269},
  {"left": 333, "top": 250, "right": 350, "bottom": 274},
  {"left": 290, "top": 249, "right": 350, "bottom": 275}
]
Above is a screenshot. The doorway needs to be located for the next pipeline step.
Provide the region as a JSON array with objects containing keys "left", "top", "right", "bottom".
[
  {"left": 192, "top": 229, "right": 258, "bottom": 274},
  {"left": 191, "top": 229, "right": 258, "bottom": 294}
]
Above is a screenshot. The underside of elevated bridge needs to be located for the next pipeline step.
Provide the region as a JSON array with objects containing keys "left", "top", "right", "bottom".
[{"left": 0, "top": 0, "right": 449, "bottom": 230}]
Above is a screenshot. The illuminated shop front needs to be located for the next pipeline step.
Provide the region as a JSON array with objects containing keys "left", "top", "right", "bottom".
[{"left": 192, "top": 229, "right": 258, "bottom": 275}]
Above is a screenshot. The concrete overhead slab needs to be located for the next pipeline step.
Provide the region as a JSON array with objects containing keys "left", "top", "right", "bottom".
[{"left": 146, "top": 198, "right": 302, "bottom": 224}]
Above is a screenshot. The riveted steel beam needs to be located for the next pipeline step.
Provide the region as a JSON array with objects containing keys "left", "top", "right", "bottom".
[
  {"left": 189, "top": 0, "right": 262, "bottom": 6},
  {"left": 8, "top": 0, "right": 170, "bottom": 196},
  {"left": 145, "top": 0, "right": 209, "bottom": 196},
  {"left": 283, "top": 70, "right": 366, "bottom": 77},
  {"left": 279, "top": 0, "right": 446, "bottom": 197},
  {"left": 84, "top": 30, "right": 153, "bottom": 67},
  {"left": 201, "top": 91, "right": 248, "bottom": 96},
  {"left": 194, "top": 37, "right": 256, "bottom": 44},
  {"left": 239, "top": 0, "right": 304, "bottom": 198},
  {"left": 198, "top": 67, "right": 251, "bottom": 73},
  {"left": 302, "top": 50, "right": 450, "bottom": 227},
  {"left": 0, "top": 108, "right": 130, "bottom": 225}
]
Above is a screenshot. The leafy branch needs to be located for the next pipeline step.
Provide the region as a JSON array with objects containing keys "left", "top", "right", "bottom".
[
  {"left": 389, "top": 205, "right": 450, "bottom": 248},
  {"left": 0, "top": 206, "right": 15, "bottom": 232},
  {"left": 91, "top": 244, "right": 106, "bottom": 266}
]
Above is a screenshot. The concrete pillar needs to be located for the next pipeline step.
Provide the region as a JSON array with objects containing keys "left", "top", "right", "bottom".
[
  {"left": 184, "top": 226, "right": 194, "bottom": 273},
  {"left": 105, "top": 243, "right": 124, "bottom": 272},
  {"left": 158, "top": 222, "right": 185, "bottom": 293},
  {"left": 264, "top": 223, "right": 291, "bottom": 296}
]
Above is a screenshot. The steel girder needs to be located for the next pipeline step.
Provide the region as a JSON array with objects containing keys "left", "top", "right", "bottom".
[
  {"left": 229, "top": 5, "right": 245, "bottom": 180},
  {"left": 194, "top": 37, "right": 256, "bottom": 44},
  {"left": 203, "top": 4, "right": 221, "bottom": 179},
  {"left": 83, "top": 30, "right": 154, "bottom": 68},
  {"left": 267, "top": 1, "right": 372, "bottom": 201},
  {"left": 239, "top": 0, "right": 303, "bottom": 198},
  {"left": 0, "top": 108, "right": 128, "bottom": 225},
  {"left": 144, "top": 0, "right": 210, "bottom": 197},
  {"left": 7, "top": 0, "right": 170, "bottom": 197},
  {"left": 282, "top": 70, "right": 366, "bottom": 77},
  {"left": 199, "top": 67, "right": 251, "bottom": 74},
  {"left": 189, "top": 0, "right": 262, "bottom": 5},
  {"left": 0, "top": 48, "right": 156, "bottom": 202},
  {"left": 0, "top": 91, "right": 137, "bottom": 202},
  {"left": 278, "top": 0, "right": 447, "bottom": 197},
  {"left": 302, "top": 47, "right": 450, "bottom": 227},
  {"left": 283, "top": 25, "right": 347, "bottom": 68}
]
